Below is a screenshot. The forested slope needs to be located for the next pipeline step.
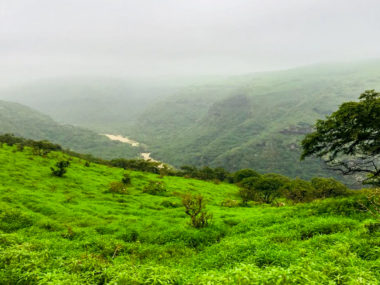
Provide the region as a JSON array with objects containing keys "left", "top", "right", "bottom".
[
  {"left": 131, "top": 60, "right": 380, "bottom": 182},
  {"left": 0, "top": 100, "right": 141, "bottom": 159}
]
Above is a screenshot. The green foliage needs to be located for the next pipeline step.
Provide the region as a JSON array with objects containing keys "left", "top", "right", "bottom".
[
  {"left": 302, "top": 90, "right": 380, "bottom": 185},
  {"left": 182, "top": 194, "right": 212, "bottom": 228},
  {"left": 0, "top": 208, "right": 33, "bottom": 233},
  {"left": 221, "top": 198, "right": 240, "bottom": 208},
  {"left": 311, "top": 177, "right": 348, "bottom": 198},
  {"left": 121, "top": 173, "right": 131, "bottom": 185},
  {"left": 111, "top": 158, "right": 161, "bottom": 174},
  {"left": 282, "top": 178, "right": 315, "bottom": 203},
  {"left": 50, "top": 160, "right": 70, "bottom": 177},
  {"left": 108, "top": 181, "right": 128, "bottom": 194},
  {"left": 0, "top": 100, "right": 141, "bottom": 160},
  {"left": 124, "top": 62, "right": 380, "bottom": 186},
  {"left": 238, "top": 187, "right": 257, "bottom": 204},
  {"left": 359, "top": 188, "right": 380, "bottom": 220},
  {"left": 179, "top": 165, "right": 230, "bottom": 182},
  {"left": 160, "top": 200, "right": 181, "bottom": 208},
  {"left": 253, "top": 174, "right": 290, "bottom": 204},
  {"left": 0, "top": 144, "right": 379, "bottom": 284},
  {"left": 142, "top": 181, "right": 167, "bottom": 195},
  {"left": 233, "top": 169, "right": 260, "bottom": 183}
]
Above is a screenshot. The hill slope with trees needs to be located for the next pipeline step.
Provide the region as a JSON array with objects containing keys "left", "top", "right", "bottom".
[
  {"left": 129, "top": 60, "right": 380, "bottom": 183},
  {"left": 0, "top": 100, "right": 141, "bottom": 159}
]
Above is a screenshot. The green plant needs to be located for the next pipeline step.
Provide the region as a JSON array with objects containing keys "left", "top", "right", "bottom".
[
  {"left": 301, "top": 90, "right": 380, "bottom": 185},
  {"left": 160, "top": 200, "right": 180, "bottom": 208},
  {"left": 50, "top": 160, "right": 70, "bottom": 177},
  {"left": 360, "top": 188, "right": 380, "bottom": 220},
  {"left": 282, "top": 178, "right": 315, "bottom": 203},
  {"left": 108, "top": 181, "right": 128, "bottom": 194},
  {"left": 182, "top": 193, "right": 212, "bottom": 228},
  {"left": 233, "top": 169, "right": 260, "bottom": 183},
  {"left": 238, "top": 187, "right": 256, "bottom": 204},
  {"left": 142, "top": 181, "right": 167, "bottom": 195},
  {"left": 121, "top": 173, "right": 131, "bottom": 185},
  {"left": 221, "top": 198, "right": 240, "bottom": 207},
  {"left": 311, "top": 177, "right": 348, "bottom": 198}
]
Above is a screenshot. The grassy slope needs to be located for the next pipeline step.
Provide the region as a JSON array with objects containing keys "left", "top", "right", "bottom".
[
  {"left": 0, "top": 100, "right": 142, "bottom": 159},
  {"left": 0, "top": 145, "right": 379, "bottom": 284},
  {"left": 131, "top": 60, "right": 380, "bottom": 182}
]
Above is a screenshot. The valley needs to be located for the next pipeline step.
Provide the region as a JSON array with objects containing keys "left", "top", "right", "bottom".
[
  {"left": 2, "top": 60, "right": 380, "bottom": 185},
  {"left": 103, "top": 133, "right": 160, "bottom": 163},
  {"left": 2, "top": 2, "right": 380, "bottom": 284}
]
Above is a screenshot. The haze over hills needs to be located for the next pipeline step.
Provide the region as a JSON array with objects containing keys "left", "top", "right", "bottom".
[
  {"left": 0, "top": 100, "right": 142, "bottom": 159},
  {"left": 129, "top": 60, "right": 380, "bottom": 182},
  {"left": 0, "top": 78, "right": 187, "bottom": 133},
  {"left": 1, "top": 59, "right": 380, "bottom": 185}
]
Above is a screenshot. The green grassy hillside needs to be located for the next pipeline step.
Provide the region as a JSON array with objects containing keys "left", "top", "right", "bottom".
[
  {"left": 0, "top": 100, "right": 142, "bottom": 159},
  {"left": 0, "top": 144, "right": 379, "bottom": 284},
  {"left": 130, "top": 60, "right": 380, "bottom": 182}
]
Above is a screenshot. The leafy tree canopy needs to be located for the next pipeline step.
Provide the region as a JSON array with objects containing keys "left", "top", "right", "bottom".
[{"left": 301, "top": 90, "right": 380, "bottom": 185}]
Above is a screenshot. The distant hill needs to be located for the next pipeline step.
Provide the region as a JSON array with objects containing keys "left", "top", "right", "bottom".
[
  {"left": 0, "top": 78, "right": 176, "bottom": 133},
  {"left": 129, "top": 60, "right": 380, "bottom": 183},
  {"left": 2, "top": 60, "right": 380, "bottom": 184},
  {"left": 0, "top": 100, "right": 141, "bottom": 159}
]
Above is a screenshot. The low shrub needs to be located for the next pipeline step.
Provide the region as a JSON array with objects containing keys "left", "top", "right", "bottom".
[
  {"left": 282, "top": 178, "right": 315, "bottom": 203},
  {"left": 307, "top": 197, "right": 363, "bottom": 216},
  {"left": 182, "top": 193, "right": 212, "bottom": 228},
  {"left": 50, "top": 160, "right": 70, "bottom": 177},
  {"left": 221, "top": 198, "right": 240, "bottom": 207},
  {"left": 238, "top": 187, "right": 257, "bottom": 204},
  {"left": 121, "top": 173, "right": 131, "bottom": 185},
  {"left": 358, "top": 188, "right": 380, "bottom": 219},
  {"left": 120, "top": 229, "right": 139, "bottom": 242},
  {"left": 142, "top": 181, "right": 167, "bottom": 196},
  {"left": 311, "top": 177, "right": 349, "bottom": 198},
  {"left": 247, "top": 174, "right": 289, "bottom": 204},
  {"left": 108, "top": 181, "right": 128, "bottom": 194},
  {"left": 0, "top": 209, "right": 33, "bottom": 232},
  {"left": 160, "top": 200, "right": 181, "bottom": 208},
  {"left": 233, "top": 169, "right": 260, "bottom": 183}
]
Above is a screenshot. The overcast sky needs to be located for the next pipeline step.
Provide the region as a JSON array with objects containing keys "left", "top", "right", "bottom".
[{"left": 1, "top": 0, "right": 380, "bottom": 85}]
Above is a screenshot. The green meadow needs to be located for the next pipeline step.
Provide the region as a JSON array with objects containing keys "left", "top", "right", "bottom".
[{"left": 0, "top": 144, "right": 379, "bottom": 284}]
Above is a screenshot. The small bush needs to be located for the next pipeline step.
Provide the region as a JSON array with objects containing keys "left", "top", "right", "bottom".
[
  {"left": 0, "top": 209, "right": 33, "bottom": 232},
  {"left": 108, "top": 181, "right": 128, "bottom": 194},
  {"left": 364, "top": 222, "right": 380, "bottom": 233},
  {"left": 307, "top": 197, "right": 363, "bottom": 216},
  {"left": 221, "top": 198, "right": 240, "bottom": 207},
  {"left": 143, "top": 181, "right": 167, "bottom": 196},
  {"left": 282, "top": 178, "right": 315, "bottom": 203},
  {"left": 358, "top": 188, "right": 380, "bottom": 219},
  {"left": 120, "top": 229, "right": 139, "bottom": 242},
  {"left": 160, "top": 200, "right": 180, "bottom": 208},
  {"left": 244, "top": 174, "right": 289, "bottom": 204},
  {"left": 50, "top": 160, "right": 70, "bottom": 177},
  {"left": 121, "top": 173, "right": 131, "bottom": 185},
  {"left": 61, "top": 225, "right": 76, "bottom": 240},
  {"left": 182, "top": 193, "right": 212, "bottom": 228},
  {"left": 239, "top": 176, "right": 262, "bottom": 189},
  {"left": 311, "top": 177, "right": 348, "bottom": 198},
  {"left": 238, "top": 187, "right": 256, "bottom": 204},
  {"left": 233, "top": 169, "right": 260, "bottom": 183}
]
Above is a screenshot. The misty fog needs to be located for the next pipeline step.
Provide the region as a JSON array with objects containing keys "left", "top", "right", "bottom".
[{"left": 1, "top": 0, "right": 380, "bottom": 87}]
